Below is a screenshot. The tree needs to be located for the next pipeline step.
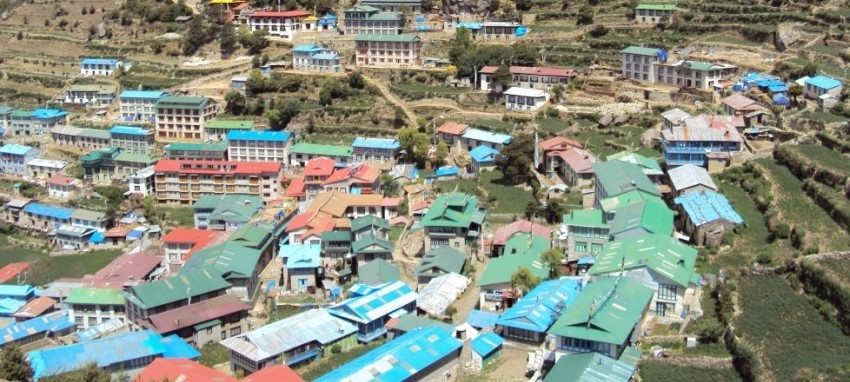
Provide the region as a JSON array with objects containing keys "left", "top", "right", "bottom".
[
  {"left": 490, "top": 65, "right": 513, "bottom": 92},
  {"left": 525, "top": 201, "right": 542, "bottom": 220},
  {"left": 239, "top": 28, "right": 268, "bottom": 54},
  {"left": 801, "top": 62, "right": 818, "bottom": 78},
  {"left": 224, "top": 91, "right": 247, "bottom": 115},
  {"left": 788, "top": 83, "right": 803, "bottom": 105},
  {"left": 545, "top": 196, "right": 568, "bottom": 223},
  {"left": 182, "top": 16, "right": 207, "bottom": 56},
  {"left": 577, "top": 5, "right": 594, "bottom": 25},
  {"left": 348, "top": 71, "right": 366, "bottom": 89},
  {"left": 398, "top": 127, "right": 431, "bottom": 166},
  {"left": 693, "top": 317, "right": 724, "bottom": 343},
  {"left": 266, "top": 98, "right": 300, "bottom": 130},
  {"left": 516, "top": 0, "right": 532, "bottom": 11},
  {"left": 150, "top": 39, "right": 165, "bottom": 54},
  {"left": 379, "top": 173, "right": 399, "bottom": 197},
  {"left": 539, "top": 248, "right": 565, "bottom": 279},
  {"left": 219, "top": 23, "right": 237, "bottom": 58},
  {"left": 434, "top": 141, "right": 449, "bottom": 167},
  {"left": 510, "top": 267, "right": 540, "bottom": 294},
  {"left": 448, "top": 27, "right": 475, "bottom": 64},
  {"left": 551, "top": 84, "right": 565, "bottom": 102},
  {"left": 513, "top": 44, "right": 539, "bottom": 66},
  {"left": 496, "top": 133, "right": 534, "bottom": 185},
  {"left": 756, "top": 251, "right": 774, "bottom": 271},
  {"left": 0, "top": 345, "right": 33, "bottom": 381}
]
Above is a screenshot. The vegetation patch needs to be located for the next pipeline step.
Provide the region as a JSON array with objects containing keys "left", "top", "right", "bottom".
[{"left": 638, "top": 361, "right": 741, "bottom": 382}]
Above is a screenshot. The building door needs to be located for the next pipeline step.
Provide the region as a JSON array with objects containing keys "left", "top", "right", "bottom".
[{"left": 655, "top": 302, "right": 667, "bottom": 317}]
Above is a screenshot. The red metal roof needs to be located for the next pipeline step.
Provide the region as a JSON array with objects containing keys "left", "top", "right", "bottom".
[
  {"left": 12, "top": 296, "right": 56, "bottom": 319},
  {"left": 479, "top": 65, "right": 577, "bottom": 78},
  {"left": 46, "top": 174, "right": 76, "bottom": 187},
  {"left": 382, "top": 197, "right": 402, "bottom": 207},
  {"left": 142, "top": 294, "right": 249, "bottom": 333},
  {"left": 548, "top": 148, "right": 597, "bottom": 174},
  {"left": 492, "top": 219, "right": 552, "bottom": 246},
  {"left": 323, "top": 164, "right": 380, "bottom": 186},
  {"left": 136, "top": 358, "right": 237, "bottom": 382},
  {"left": 241, "top": 365, "right": 305, "bottom": 382},
  {"left": 539, "top": 136, "right": 583, "bottom": 151},
  {"left": 436, "top": 121, "right": 469, "bottom": 136},
  {"left": 154, "top": 160, "right": 281, "bottom": 175},
  {"left": 0, "top": 262, "right": 33, "bottom": 283},
  {"left": 104, "top": 226, "right": 130, "bottom": 238},
  {"left": 303, "top": 157, "right": 336, "bottom": 177},
  {"left": 248, "top": 10, "right": 311, "bottom": 18},
  {"left": 284, "top": 177, "right": 306, "bottom": 198},
  {"left": 86, "top": 253, "right": 162, "bottom": 288}
]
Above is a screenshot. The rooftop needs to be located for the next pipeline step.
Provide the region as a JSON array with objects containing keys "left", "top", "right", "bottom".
[
  {"left": 27, "top": 159, "right": 68, "bottom": 170},
  {"left": 283, "top": 244, "right": 321, "bottom": 269},
  {"left": 81, "top": 58, "right": 119, "bottom": 65},
  {"left": 109, "top": 125, "right": 152, "bottom": 136},
  {"left": 417, "top": 273, "right": 469, "bottom": 316},
  {"left": 436, "top": 121, "right": 469, "bottom": 136},
  {"left": 351, "top": 215, "right": 391, "bottom": 232},
  {"left": 607, "top": 152, "right": 663, "bottom": 176},
  {"left": 351, "top": 137, "right": 400, "bottom": 150},
  {"left": 492, "top": 219, "right": 551, "bottom": 246},
  {"left": 290, "top": 143, "right": 353, "bottom": 157},
  {"left": 328, "top": 281, "right": 416, "bottom": 324},
  {"left": 358, "top": 258, "right": 401, "bottom": 286},
  {"left": 240, "top": 365, "right": 305, "bottom": 382},
  {"left": 593, "top": 160, "right": 660, "bottom": 198},
  {"left": 422, "top": 192, "right": 481, "bottom": 229},
  {"left": 415, "top": 247, "right": 467, "bottom": 278},
  {"left": 471, "top": 332, "right": 504, "bottom": 357},
  {"left": 65, "top": 288, "right": 125, "bottom": 306},
  {"left": 635, "top": 3, "right": 676, "bottom": 10},
  {"left": 479, "top": 234, "right": 549, "bottom": 287},
  {"left": 355, "top": 33, "right": 420, "bottom": 42},
  {"left": 181, "top": 242, "right": 262, "bottom": 280},
  {"left": 136, "top": 358, "right": 236, "bottom": 382},
  {"left": 0, "top": 143, "right": 35, "bottom": 155},
  {"left": 543, "top": 347, "right": 640, "bottom": 382},
  {"left": 600, "top": 190, "right": 674, "bottom": 236},
  {"left": 154, "top": 160, "right": 281, "bottom": 175},
  {"left": 480, "top": 65, "right": 576, "bottom": 78},
  {"left": 86, "top": 252, "right": 161, "bottom": 288},
  {"left": 79, "top": 128, "right": 112, "bottom": 139},
  {"left": 668, "top": 164, "right": 718, "bottom": 192},
  {"left": 621, "top": 46, "right": 661, "bottom": 56},
  {"left": 496, "top": 278, "right": 583, "bottom": 333},
  {"left": 122, "top": 269, "right": 231, "bottom": 309},
  {"left": 562, "top": 209, "right": 609, "bottom": 229},
  {"left": 504, "top": 86, "right": 547, "bottom": 98},
  {"left": 119, "top": 90, "right": 170, "bottom": 99},
  {"left": 0, "top": 312, "right": 75, "bottom": 347},
  {"left": 193, "top": 194, "right": 263, "bottom": 223},
  {"left": 674, "top": 190, "right": 743, "bottom": 227},
  {"left": 227, "top": 130, "right": 292, "bottom": 142},
  {"left": 155, "top": 96, "right": 211, "bottom": 110},
  {"left": 23, "top": 203, "right": 73, "bottom": 220},
  {"left": 469, "top": 145, "right": 500, "bottom": 163},
  {"left": 206, "top": 120, "right": 255, "bottom": 130},
  {"left": 165, "top": 141, "right": 229, "bottom": 152},
  {"left": 590, "top": 233, "right": 698, "bottom": 287},
  {"left": 805, "top": 75, "right": 842, "bottom": 90},
  {"left": 249, "top": 10, "right": 311, "bottom": 17},
  {"left": 386, "top": 314, "right": 453, "bottom": 333},
  {"left": 143, "top": 294, "right": 249, "bottom": 333}
]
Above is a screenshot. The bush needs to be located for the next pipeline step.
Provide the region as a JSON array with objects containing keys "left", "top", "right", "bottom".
[
  {"left": 693, "top": 316, "right": 724, "bottom": 343},
  {"left": 330, "top": 344, "right": 341, "bottom": 354}
]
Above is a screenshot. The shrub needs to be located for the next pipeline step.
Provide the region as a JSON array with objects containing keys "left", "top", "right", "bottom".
[
  {"left": 330, "top": 344, "right": 341, "bottom": 354},
  {"left": 693, "top": 316, "right": 724, "bottom": 343}
]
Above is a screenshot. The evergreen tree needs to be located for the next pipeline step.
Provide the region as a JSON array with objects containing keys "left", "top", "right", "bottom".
[
  {"left": 0, "top": 345, "right": 33, "bottom": 382},
  {"left": 219, "top": 23, "right": 237, "bottom": 58}
]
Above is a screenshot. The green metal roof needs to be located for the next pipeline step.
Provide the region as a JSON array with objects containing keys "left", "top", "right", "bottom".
[
  {"left": 193, "top": 194, "right": 262, "bottom": 222},
  {"left": 635, "top": 3, "right": 676, "bottom": 10},
  {"left": 592, "top": 160, "right": 660, "bottom": 198},
  {"left": 683, "top": 61, "right": 720, "bottom": 71},
  {"left": 205, "top": 120, "right": 255, "bottom": 130},
  {"left": 588, "top": 233, "right": 698, "bottom": 287},
  {"left": 0, "top": 106, "right": 14, "bottom": 115},
  {"left": 322, "top": 231, "right": 352, "bottom": 242},
  {"left": 115, "top": 152, "right": 158, "bottom": 164},
  {"left": 352, "top": 235, "right": 394, "bottom": 254},
  {"left": 227, "top": 222, "right": 273, "bottom": 250},
  {"left": 64, "top": 288, "right": 125, "bottom": 306},
  {"left": 181, "top": 242, "right": 262, "bottom": 280},
  {"left": 166, "top": 142, "right": 228, "bottom": 152},
  {"left": 422, "top": 192, "right": 480, "bottom": 229},
  {"left": 358, "top": 258, "right": 400, "bottom": 286},
  {"left": 193, "top": 319, "right": 222, "bottom": 331},
  {"left": 562, "top": 210, "right": 609, "bottom": 229},
  {"left": 122, "top": 268, "right": 231, "bottom": 309},
  {"left": 478, "top": 234, "right": 549, "bottom": 287},
  {"left": 368, "top": 12, "right": 403, "bottom": 21},
  {"left": 355, "top": 34, "right": 419, "bottom": 42},
  {"left": 599, "top": 190, "right": 674, "bottom": 236},
  {"left": 548, "top": 277, "right": 653, "bottom": 345},
  {"left": 351, "top": 215, "right": 390, "bottom": 232},
  {"left": 290, "top": 143, "right": 353, "bottom": 157},
  {"left": 415, "top": 247, "right": 466, "bottom": 277},
  {"left": 543, "top": 348, "right": 640, "bottom": 382},
  {"left": 620, "top": 46, "right": 660, "bottom": 56},
  {"left": 606, "top": 152, "right": 663, "bottom": 175},
  {"left": 345, "top": 4, "right": 380, "bottom": 12},
  {"left": 79, "top": 129, "right": 111, "bottom": 140},
  {"left": 155, "top": 96, "right": 210, "bottom": 110}
]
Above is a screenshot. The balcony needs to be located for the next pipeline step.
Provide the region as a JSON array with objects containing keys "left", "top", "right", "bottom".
[
  {"left": 357, "top": 327, "right": 387, "bottom": 343},
  {"left": 284, "top": 348, "right": 320, "bottom": 366}
]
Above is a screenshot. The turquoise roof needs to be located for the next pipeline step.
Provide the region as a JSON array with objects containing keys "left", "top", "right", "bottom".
[
  {"left": 674, "top": 190, "right": 743, "bottom": 227},
  {"left": 461, "top": 128, "right": 512, "bottom": 145},
  {"left": 471, "top": 332, "right": 504, "bottom": 357},
  {"left": 805, "top": 75, "right": 842, "bottom": 90},
  {"left": 283, "top": 244, "right": 321, "bottom": 269},
  {"left": 496, "top": 278, "right": 582, "bottom": 333},
  {"left": 0, "top": 144, "right": 35, "bottom": 155},
  {"left": 328, "top": 281, "right": 416, "bottom": 324}
]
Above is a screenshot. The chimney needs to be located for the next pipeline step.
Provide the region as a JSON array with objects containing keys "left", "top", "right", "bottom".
[{"left": 174, "top": 318, "right": 180, "bottom": 327}]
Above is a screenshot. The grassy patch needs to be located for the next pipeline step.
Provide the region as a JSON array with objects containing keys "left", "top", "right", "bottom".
[
  {"left": 574, "top": 125, "right": 650, "bottom": 159},
  {"left": 266, "top": 306, "right": 306, "bottom": 324},
  {"left": 806, "top": 44, "right": 845, "bottom": 57},
  {"left": 297, "top": 339, "right": 387, "bottom": 381},
  {"left": 800, "top": 110, "right": 848, "bottom": 124},
  {"left": 432, "top": 170, "right": 536, "bottom": 214},
  {"left": 737, "top": 275, "right": 850, "bottom": 380},
  {"left": 389, "top": 226, "right": 405, "bottom": 243},
  {"left": 638, "top": 361, "right": 742, "bottom": 382},
  {"left": 702, "top": 35, "right": 765, "bottom": 47},
  {"left": 0, "top": 233, "right": 123, "bottom": 286},
  {"left": 713, "top": 179, "right": 774, "bottom": 270},
  {"left": 791, "top": 144, "right": 850, "bottom": 179},
  {"left": 454, "top": 118, "right": 516, "bottom": 133},
  {"left": 393, "top": 83, "right": 469, "bottom": 94},
  {"left": 537, "top": 117, "right": 567, "bottom": 134},
  {"left": 198, "top": 342, "right": 230, "bottom": 367},
  {"left": 818, "top": 258, "right": 850, "bottom": 286},
  {"left": 159, "top": 206, "right": 195, "bottom": 227},
  {"left": 303, "top": 133, "right": 358, "bottom": 145}
]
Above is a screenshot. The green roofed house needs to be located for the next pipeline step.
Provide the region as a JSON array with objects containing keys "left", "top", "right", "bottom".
[
  {"left": 81, "top": 146, "right": 119, "bottom": 181},
  {"left": 543, "top": 346, "right": 641, "bottom": 382},
  {"left": 621, "top": 45, "right": 737, "bottom": 90},
  {"left": 548, "top": 277, "right": 653, "bottom": 359},
  {"left": 415, "top": 247, "right": 467, "bottom": 284},
  {"left": 592, "top": 160, "right": 660, "bottom": 207},
  {"left": 599, "top": 190, "right": 674, "bottom": 239},
  {"left": 351, "top": 215, "right": 390, "bottom": 241},
  {"left": 355, "top": 34, "right": 421, "bottom": 67},
  {"left": 78, "top": 128, "right": 112, "bottom": 150},
  {"left": 607, "top": 151, "right": 664, "bottom": 183},
  {"left": 226, "top": 221, "right": 280, "bottom": 275},
  {"left": 352, "top": 234, "right": 394, "bottom": 263},
  {"left": 180, "top": 242, "right": 264, "bottom": 302},
  {"left": 343, "top": 6, "right": 404, "bottom": 35},
  {"left": 205, "top": 120, "right": 255, "bottom": 141},
  {"left": 588, "top": 233, "right": 698, "bottom": 320},
  {"left": 558, "top": 209, "right": 610, "bottom": 262},
  {"left": 358, "top": 258, "right": 400, "bottom": 286},
  {"left": 422, "top": 192, "right": 485, "bottom": 253},
  {"left": 164, "top": 141, "right": 228, "bottom": 161},
  {"left": 479, "top": 233, "right": 549, "bottom": 296},
  {"left": 115, "top": 152, "right": 159, "bottom": 177},
  {"left": 290, "top": 143, "right": 353, "bottom": 166},
  {"left": 634, "top": 3, "right": 676, "bottom": 24},
  {"left": 321, "top": 230, "right": 352, "bottom": 261},
  {"left": 193, "top": 194, "right": 263, "bottom": 231},
  {"left": 65, "top": 288, "right": 126, "bottom": 329},
  {"left": 154, "top": 96, "right": 219, "bottom": 142}
]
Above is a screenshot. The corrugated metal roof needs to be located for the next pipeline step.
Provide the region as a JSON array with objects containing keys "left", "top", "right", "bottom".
[
  {"left": 314, "top": 327, "right": 462, "bottom": 382},
  {"left": 0, "top": 311, "right": 74, "bottom": 347},
  {"left": 0, "top": 143, "right": 35, "bottom": 155},
  {"left": 469, "top": 145, "right": 499, "bottom": 163},
  {"left": 283, "top": 244, "right": 321, "bottom": 269},
  {"left": 220, "top": 309, "right": 356, "bottom": 362},
  {"left": 496, "top": 278, "right": 582, "bottom": 333},
  {"left": 415, "top": 247, "right": 466, "bottom": 278},
  {"left": 479, "top": 234, "right": 549, "bottom": 287},
  {"left": 351, "top": 137, "right": 400, "bottom": 150},
  {"left": 806, "top": 75, "right": 842, "bottom": 90},
  {"left": 80, "top": 58, "right": 118, "bottom": 65},
  {"left": 592, "top": 160, "right": 660, "bottom": 198},
  {"left": 119, "top": 90, "right": 170, "bottom": 99},
  {"left": 590, "top": 233, "right": 698, "bottom": 287},
  {"left": 471, "top": 332, "right": 504, "bottom": 357},
  {"left": 123, "top": 269, "right": 231, "bottom": 309},
  {"left": 416, "top": 273, "right": 469, "bottom": 316},
  {"left": 543, "top": 348, "right": 639, "bottom": 382},
  {"left": 466, "top": 309, "right": 500, "bottom": 329},
  {"left": 145, "top": 295, "right": 248, "bottom": 333},
  {"left": 226, "top": 130, "right": 292, "bottom": 142},
  {"left": 23, "top": 203, "right": 73, "bottom": 220},
  {"left": 668, "top": 164, "right": 718, "bottom": 192},
  {"left": 328, "top": 281, "right": 417, "bottom": 323},
  {"left": 290, "top": 143, "right": 353, "bottom": 157},
  {"left": 461, "top": 128, "right": 512, "bottom": 145},
  {"left": 109, "top": 125, "right": 151, "bottom": 136},
  {"left": 674, "top": 190, "right": 744, "bottom": 227},
  {"left": 65, "top": 287, "right": 125, "bottom": 305},
  {"left": 504, "top": 87, "right": 546, "bottom": 98},
  {"left": 358, "top": 259, "right": 401, "bottom": 286}
]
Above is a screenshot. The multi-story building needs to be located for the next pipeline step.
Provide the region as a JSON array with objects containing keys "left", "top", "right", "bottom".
[
  {"left": 140, "top": 294, "right": 249, "bottom": 348},
  {"left": 154, "top": 160, "right": 283, "bottom": 204},
  {"left": 0, "top": 106, "right": 12, "bottom": 130},
  {"left": 327, "top": 281, "right": 417, "bottom": 342},
  {"left": 119, "top": 90, "right": 171, "bottom": 123},
  {"left": 280, "top": 244, "right": 322, "bottom": 291},
  {"left": 63, "top": 84, "right": 117, "bottom": 105},
  {"left": 109, "top": 125, "right": 155, "bottom": 154},
  {"left": 10, "top": 108, "right": 69, "bottom": 136},
  {"left": 289, "top": 143, "right": 353, "bottom": 166},
  {"left": 164, "top": 142, "right": 228, "bottom": 161},
  {"left": 342, "top": 6, "right": 403, "bottom": 35},
  {"left": 64, "top": 288, "right": 126, "bottom": 329},
  {"left": 621, "top": 46, "right": 737, "bottom": 90},
  {"left": 546, "top": 147, "right": 597, "bottom": 188},
  {"left": 46, "top": 174, "right": 77, "bottom": 199},
  {"left": 634, "top": 3, "right": 676, "bottom": 24},
  {"left": 205, "top": 119, "right": 254, "bottom": 141},
  {"left": 78, "top": 129, "right": 111, "bottom": 150},
  {"left": 284, "top": 193, "right": 394, "bottom": 244},
  {"left": 351, "top": 137, "right": 400, "bottom": 165},
  {"left": 70, "top": 208, "right": 107, "bottom": 230},
  {"left": 21, "top": 203, "right": 73, "bottom": 230},
  {"left": 592, "top": 160, "right": 661, "bottom": 208},
  {"left": 154, "top": 96, "right": 219, "bottom": 142},
  {"left": 162, "top": 228, "right": 221, "bottom": 274},
  {"left": 621, "top": 46, "right": 663, "bottom": 83},
  {"left": 25, "top": 158, "right": 66, "bottom": 179},
  {"left": 80, "top": 146, "right": 119, "bottom": 181},
  {"left": 478, "top": 66, "right": 576, "bottom": 91},
  {"left": 458, "top": 21, "right": 525, "bottom": 41},
  {"left": 461, "top": 127, "right": 512, "bottom": 152},
  {"left": 360, "top": 0, "right": 421, "bottom": 12},
  {"left": 504, "top": 87, "right": 548, "bottom": 112},
  {"left": 355, "top": 34, "right": 421, "bottom": 67},
  {"left": 247, "top": 10, "right": 312, "bottom": 40},
  {"left": 127, "top": 166, "right": 156, "bottom": 197},
  {"left": 291, "top": 45, "right": 343, "bottom": 73},
  {"left": 79, "top": 58, "right": 120, "bottom": 76},
  {"left": 226, "top": 130, "right": 293, "bottom": 164},
  {"left": 558, "top": 210, "right": 609, "bottom": 262},
  {"left": 662, "top": 114, "right": 744, "bottom": 170},
  {"left": 114, "top": 152, "right": 159, "bottom": 177},
  {"left": 422, "top": 192, "right": 485, "bottom": 252},
  {"left": 193, "top": 194, "right": 263, "bottom": 231},
  {"left": 435, "top": 121, "right": 469, "bottom": 146},
  {"left": 0, "top": 144, "right": 40, "bottom": 176}
]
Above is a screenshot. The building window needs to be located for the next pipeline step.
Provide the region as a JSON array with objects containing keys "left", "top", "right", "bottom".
[
  {"left": 658, "top": 284, "right": 677, "bottom": 301},
  {"left": 574, "top": 242, "right": 587, "bottom": 253},
  {"left": 430, "top": 238, "right": 449, "bottom": 248},
  {"left": 230, "top": 327, "right": 242, "bottom": 336},
  {"left": 590, "top": 243, "right": 603, "bottom": 254}
]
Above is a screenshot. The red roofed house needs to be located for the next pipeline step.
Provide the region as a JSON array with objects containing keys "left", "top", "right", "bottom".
[
  {"left": 491, "top": 219, "right": 552, "bottom": 257},
  {"left": 136, "top": 358, "right": 236, "bottom": 382},
  {"left": 436, "top": 121, "right": 469, "bottom": 146},
  {"left": 162, "top": 228, "right": 223, "bottom": 274},
  {"left": 547, "top": 147, "right": 598, "bottom": 188},
  {"left": 140, "top": 294, "right": 249, "bottom": 348},
  {"left": 0, "top": 262, "right": 32, "bottom": 284},
  {"left": 154, "top": 160, "right": 283, "bottom": 205},
  {"left": 241, "top": 365, "right": 305, "bottom": 382},
  {"left": 284, "top": 176, "right": 307, "bottom": 201},
  {"left": 12, "top": 296, "right": 57, "bottom": 321},
  {"left": 46, "top": 174, "right": 77, "bottom": 200},
  {"left": 322, "top": 164, "right": 381, "bottom": 195},
  {"left": 478, "top": 66, "right": 577, "bottom": 92},
  {"left": 303, "top": 157, "right": 336, "bottom": 201},
  {"left": 719, "top": 93, "right": 770, "bottom": 127},
  {"left": 539, "top": 136, "right": 583, "bottom": 172},
  {"left": 247, "top": 10, "right": 313, "bottom": 40},
  {"left": 285, "top": 193, "right": 389, "bottom": 244},
  {"left": 84, "top": 252, "right": 162, "bottom": 288}
]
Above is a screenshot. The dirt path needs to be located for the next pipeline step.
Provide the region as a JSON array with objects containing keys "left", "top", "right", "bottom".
[{"left": 362, "top": 73, "right": 418, "bottom": 126}]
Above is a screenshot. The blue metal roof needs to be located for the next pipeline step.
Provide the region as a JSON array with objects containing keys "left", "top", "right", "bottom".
[
  {"left": 461, "top": 128, "right": 512, "bottom": 145},
  {"left": 32, "top": 109, "right": 69, "bottom": 119},
  {"left": 0, "top": 143, "right": 35, "bottom": 155},
  {"left": 23, "top": 203, "right": 74, "bottom": 220},
  {"left": 577, "top": 256, "right": 596, "bottom": 265},
  {"left": 435, "top": 166, "right": 459, "bottom": 177},
  {"left": 226, "top": 130, "right": 292, "bottom": 142},
  {"left": 292, "top": 44, "right": 324, "bottom": 52},
  {"left": 457, "top": 22, "right": 482, "bottom": 30},
  {"left": 0, "top": 298, "right": 26, "bottom": 315},
  {"left": 0, "top": 312, "right": 75, "bottom": 347},
  {"left": 352, "top": 137, "right": 400, "bottom": 150},
  {"left": 89, "top": 231, "right": 106, "bottom": 244},
  {"left": 28, "top": 330, "right": 198, "bottom": 380},
  {"left": 80, "top": 58, "right": 119, "bottom": 66},
  {"left": 496, "top": 278, "right": 582, "bottom": 333},
  {"left": 312, "top": 52, "right": 340, "bottom": 60},
  {"left": 109, "top": 125, "right": 150, "bottom": 136},
  {"left": 315, "top": 327, "right": 462, "bottom": 382},
  {"left": 674, "top": 190, "right": 744, "bottom": 227},
  {"left": 119, "top": 90, "right": 170, "bottom": 99},
  {"left": 469, "top": 145, "right": 499, "bottom": 163},
  {"left": 806, "top": 75, "right": 843, "bottom": 90},
  {"left": 467, "top": 309, "right": 500, "bottom": 329},
  {"left": 328, "top": 281, "right": 417, "bottom": 324},
  {"left": 282, "top": 244, "right": 321, "bottom": 269},
  {"left": 0, "top": 285, "right": 36, "bottom": 298},
  {"left": 768, "top": 85, "right": 788, "bottom": 93},
  {"left": 471, "top": 332, "right": 504, "bottom": 357}
]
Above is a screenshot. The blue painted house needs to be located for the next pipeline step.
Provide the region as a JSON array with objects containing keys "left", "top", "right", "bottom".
[
  {"left": 292, "top": 45, "right": 342, "bottom": 73},
  {"left": 0, "top": 144, "right": 41, "bottom": 175},
  {"left": 351, "top": 137, "right": 400, "bottom": 165},
  {"left": 496, "top": 278, "right": 582, "bottom": 343},
  {"left": 119, "top": 90, "right": 171, "bottom": 122},
  {"left": 328, "top": 280, "right": 418, "bottom": 342},
  {"left": 461, "top": 127, "right": 512, "bottom": 152},
  {"left": 10, "top": 109, "right": 69, "bottom": 136},
  {"left": 661, "top": 114, "right": 743, "bottom": 169},
  {"left": 468, "top": 145, "right": 499, "bottom": 173},
  {"left": 280, "top": 244, "right": 322, "bottom": 291},
  {"left": 471, "top": 332, "right": 504, "bottom": 367}
]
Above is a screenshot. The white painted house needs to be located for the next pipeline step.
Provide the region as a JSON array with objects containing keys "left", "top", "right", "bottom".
[{"left": 504, "top": 87, "right": 548, "bottom": 112}]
